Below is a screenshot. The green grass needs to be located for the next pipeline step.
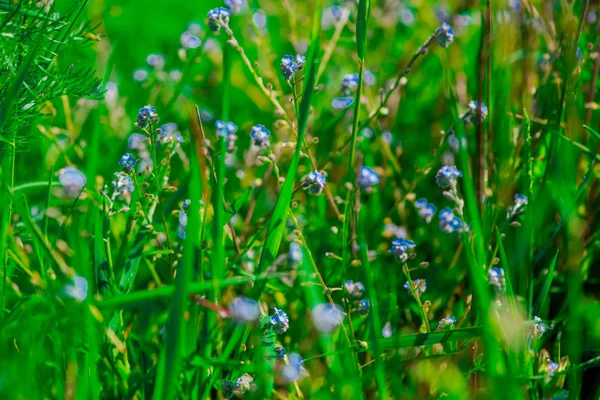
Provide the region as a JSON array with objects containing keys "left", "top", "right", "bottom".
[{"left": 1, "top": 0, "right": 600, "bottom": 399}]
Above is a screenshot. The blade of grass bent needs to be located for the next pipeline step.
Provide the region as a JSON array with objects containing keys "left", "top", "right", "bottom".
[{"left": 252, "top": 0, "right": 322, "bottom": 287}]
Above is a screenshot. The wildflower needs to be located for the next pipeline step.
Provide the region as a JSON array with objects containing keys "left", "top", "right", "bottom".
[
  {"left": 435, "top": 165, "right": 462, "bottom": 188},
  {"left": 118, "top": 153, "right": 137, "bottom": 172},
  {"left": 488, "top": 267, "right": 506, "bottom": 292},
  {"left": 169, "top": 69, "right": 182, "bottom": 82},
  {"left": 357, "top": 299, "right": 370, "bottom": 315},
  {"left": 222, "top": 379, "right": 236, "bottom": 399},
  {"left": 382, "top": 321, "right": 393, "bottom": 337},
  {"left": 146, "top": 54, "right": 165, "bottom": 69},
  {"left": 302, "top": 171, "right": 326, "bottom": 195},
  {"left": 462, "top": 100, "right": 489, "bottom": 124},
  {"left": 222, "top": 374, "right": 254, "bottom": 399},
  {"left": 225, "top": 0, "right": 246, "bottom": 13},
  {"left": 216, "top": 120, "right": 238, "bottom": 137},
  {"left": 332, "top": 96, "right": 354, "bottom": 109},
  {"left": 178, "top": 212, "right": 188, "bottom": 239},
  {"left": 182, "top": 199, "right": 191, "bottom": 212},
  {"left": 382, "top": 222, "right": 407, "bottom": 239},
  {"left": 311, "top": 303, "right": 345, "bottom": 333},
  {"left": 531, "top": 316, "right": 548, "bottom": 337},
  {"left": 128, "top": 133, "right": 148, "bottom": 150},
  {"left": 58, "top": 167, "right": 87, "bottom": 198},
  {"left": 341, "top": 73, "right": 359, "bottom": 95},
  {"left": 113, "top": 172, "right": 135, "bottom": 197},
  {"left": 358, "top": 166, "right": 380, "bottom": 189},
  {"left": 275, "top": 344, "right": 286, "bottom": 360},
  {"left": 288, "top": 242, "right": 303, "bottom": 266},
  {"left": 507, "top": 193, "right": 528, "bottom": 219},
  {"left": 415, "top": 198, "right": 437, "bottom": 223},
  {"left": 437, "top": 315, "right": 456, "bottom": 330},
  {"left": 230, "top": 296, "right": 260, "bottom": 323},
  {"left": 439, "top": 207, "right": 462, "bottom": 233},
  {"left": 63, "top": 275, "right": 88, "bottom": 301},
  {"left": 281, "top": 54, "right": 299, "bottom": 81},
  {"left": 282, "top": 353, "right": 309, "bottom": 382},
  {"left": 136, "top": 105, "right": 158, "bottom": 129},
  {"left": 270, "top": 307, "right": 289, "bottom": 334},
  {"left": 133, "top": 68, "right": 149, "bottom": 82},
  {"left": 404, "top": 279, "right": 426, "bottom": 297},
  {"left": 436, "top": 22, "right": 454, "bottom": 48},
  {"left": 157, "top": 122, "right": 184, "bottom": 143},
  {"left": 364, "top": 69, "right": 376, "bottom": 86},
  {"left": 389, "top": 238, "right": 416, "bottom": 261},
  {"left": 180, "top": 31, "right": 201, "bottom": 49},
  {"left": 208, "top": 7, "right": 231, "bottom": 32},
  {"left": 344, "top": 280, "right": 365, "bottom": 298},
  {"left": 250, "top": 124, "right": 270, "bottom": 147},
  {"left": 295, "top": 54, "right": 306, "bottom": 66}
]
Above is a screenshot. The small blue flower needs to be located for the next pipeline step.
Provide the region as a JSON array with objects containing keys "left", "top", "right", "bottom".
[
  {"left": 208, "top": 7, "right": 231, "bottom": 32},
  {"left": 157, "top": 123, "right": 184, "bottom": 143},
  {"left": 341, "top": 73, "right": 359, "bottom": 95},
  {"left": 296, "top": 54, "right": 306, "bottom": 65},
  {"left": 363, "top": 69, "right": 376, "bottom": 86},
  {"left": 358, "top": 166, "right": 380, "bottom": 189},
  {"left": 302, "top": 171, "right": 326, "bottom": 195},
  {"left": 250, "top": 124, "right": 270, "bottom": 147},
  {"left": 216, "top": 120, "right": 238, "bottom": 137},
  {"left": 435, "top": 165, "right": 462, "bottom": 188},
  {"left": 312, "top": 303, "right": 345, "bottom": 333},
  {"left": 439, "top": 207, "right": 462, "bottom": 233},
  {"left": 332, "top": 96, "right": 354, "bottom": 109},
  {"left": 225, "top": 0, "right": 245, "bottom": 13},
  {"left": 344, "top": 280, "right": 365, "bottom": 298},
  {"left": 281, "top": 54, "right": 299, "bottom": 81},
  {"left": 182, "top": 199, "right": 191, "bottom": 212},
  {"left": 462, "top": 100, "right": 488, "bottom": 124},
  {"left": 282, "top": 353, "right": 308, "bottom": 382},
  {"left": 436, "top": 22, "right": 454, "bottom": 48},
  {"left": 63, "top": 275, "right": 88, "bottom": 301},
  {"left": 180, "top": 31, "right": 201, "bottom": 49},
  {"left": 530, "top": 316, "right": 548, "bottom": 339},
  {"left": 58, "top": 167, "right": 87, "bottom": 198},
  {"left": 404, "top": 279, "right": 426, "bottom": 296},
  {"left": 128, "top": 133, "right": 147, "bottom": 150},
  {"left": 136, "top": 105, "right": 158, "bottom": 129},
  {"left": 288, "top": 242, "right": 303, "bottom": 266},
  {"left": 489, "top": 267, "right": 506, "bottom": 292},
  {"left": 508, "top": 193, "right": 528, "bottom": 219},
  {"left": 146, "top": 54, "right": 165, "bottom": 69},
  {"left": 437, "top": 315, "right": 456, "bottom": 330},
  {"left": 270, "top": 307, "right": 290, "bottom": 334},
  {"left": 275, "top": 344, "right": 286, "bottom": 360},
  {"left": 415, "top": 198, "right": 437, "bottom": 222},
  {"left": 389, "top": 238, "right": 416, "bottom": 261},
  {"left": 382, "top": 321, "right": 393, "bottom": 337},
  {"left": 230, "top": 296, "right": 260, "bottom": 323},
  {"left": 118, "top": 153, "right": 137, "bottom": 172},
  {"left": 357, "top": 299, "right": 370, "bottom": 315},
  {"left": 113, "top": 172, "right": 135, "bottom": 196},
  {"left": 222, "top": 379, "right": 236, "bottom": 399}
]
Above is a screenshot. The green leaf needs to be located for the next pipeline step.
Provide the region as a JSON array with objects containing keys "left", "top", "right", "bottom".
[
  {"left": 533, "top": 250, "right": 558, "bottom": 318},
  {"left": 253, "top": 0, "right": 323, "bottom": 281},
  {"left": 356, "top": 0, "right": 370, "bottom": 61}
]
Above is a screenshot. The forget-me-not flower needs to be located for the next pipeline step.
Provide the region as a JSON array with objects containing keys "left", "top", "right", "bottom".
[
  {"left": 358, "top": 166, "right": 380, "bottom": 189},
  {"left": 389, "top": 238, "right": 416, "bottom": 261},
  {"left": 439, "top": 207, "right": 462, "bottom": 233},
  {"left": 415, "top": 198, "right": 437, "bottom": 223}
]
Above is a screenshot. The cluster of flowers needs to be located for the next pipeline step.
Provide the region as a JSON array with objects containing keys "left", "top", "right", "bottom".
[{"left": 281, "top": 54, "right": 306, "bottom": 81}]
